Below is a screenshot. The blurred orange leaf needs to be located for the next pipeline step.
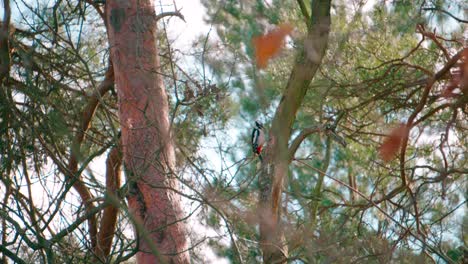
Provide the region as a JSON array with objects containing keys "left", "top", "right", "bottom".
[
  {"left": 379, "top": 124, "right": 409, "bottom": 162},
  {"left": 253, "top": 24, "right": 293, "bottom": 69}
]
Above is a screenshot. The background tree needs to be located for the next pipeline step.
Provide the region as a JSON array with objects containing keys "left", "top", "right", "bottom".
[
  {"left": 0, "top": 0, "right": 128, "bottom": 262},
  {"left": 199, "top": 0, "right": 466, "bottom": 263},
  {"left": 105, "top": 0, "right": 192, "bottom": 262},
  {"left": 0, "top": 0, "right": 231, "bottom": 263}
]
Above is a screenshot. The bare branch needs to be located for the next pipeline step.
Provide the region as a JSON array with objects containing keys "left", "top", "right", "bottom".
[
  {"left": 84, "top": 0, "right": 105, "bottom": 21},
  {"left": 0, "top": 0, "right": 11, "bottom": 81},
  {"left": 67, "top": 63, "right": 114, "bottom": 252},
  {"left": 422, "top": 7, "right": 468, "bottom": 24},
  {"left": 296, "top": 0, "right": 310, "bottom": 28},
  {"left": 96, "top": 145, "right": 122, "bottom": 260},
  {"left": 294, "top": 159, "right": 453, "bottom": 263},
  {"left": 417, "top": 24, "right": 450, "bottom": 60},
  {"left": 155, "top": 10, "right": 185, "bottom": 23},
  {"left": 288, "top": 125, "right": 323, "bottom": 161},
  {"left": 0, "top": 244, "right": 27, "bottom": 264},
  {"left": 399, "top": 49, "right": 464, "bottom": 186}
]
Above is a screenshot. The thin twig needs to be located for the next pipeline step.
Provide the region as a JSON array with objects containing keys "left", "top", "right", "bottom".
[
  {"left": 422, "top": 7, "right": 468, "bottom": 24},
  {"left": 293, "top": 159, "right": 454, "bottom": 263}
]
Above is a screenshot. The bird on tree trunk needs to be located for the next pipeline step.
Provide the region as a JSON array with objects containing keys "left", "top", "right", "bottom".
[{"left": 251, "top": 121, "right": 265, "bottom": 161}]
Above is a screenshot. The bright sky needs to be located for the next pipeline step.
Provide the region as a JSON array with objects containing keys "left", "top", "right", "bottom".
[
  {"left": 157, "top": 1, "right": 231, "bottom": 263},
  {"left": 160, "top": 0, "right": 212, "bottom": 50}
]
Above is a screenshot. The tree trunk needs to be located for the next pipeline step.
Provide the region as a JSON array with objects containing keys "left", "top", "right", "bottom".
[
  {"left": 105, "top": 1, "right": 190, "bottom": 263},
  {"left": 0, "top": 0, "right": 11, "bottom": 82},
  {"left": 258, "top": 1, "right": 332, "bottom": 263}
]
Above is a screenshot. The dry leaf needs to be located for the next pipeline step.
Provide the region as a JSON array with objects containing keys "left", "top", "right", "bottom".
[
  {"left": 379, "top": 124, "right": 409, "bottom": 162},
  {"left": 253, "top": 24, "right": 293, "bottom": 69}
]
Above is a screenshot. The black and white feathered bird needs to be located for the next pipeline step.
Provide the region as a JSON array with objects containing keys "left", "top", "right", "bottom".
[{"left": 251, "top": 121, "right": 265, "bottom": 160}]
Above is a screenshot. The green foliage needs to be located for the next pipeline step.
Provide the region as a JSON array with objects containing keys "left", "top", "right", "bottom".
[
  {"left": 0, "top": 1, "right": 127, "bottom": 262},
  {"left": 447, "top": 246, "right": 465, "bottom": 261},
  {"left": 47, "top": 108, "right": 70, "bottom": 139},
  {"left": 1, "top": 0, "right": 466, "bottom": 263},
  {"left": 198, "top": 0, "right": 466, "bottom": 262}
]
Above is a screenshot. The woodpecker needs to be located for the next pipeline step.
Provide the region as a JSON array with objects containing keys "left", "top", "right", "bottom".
[{"left": 251, "top": 121, "right": 265, "bottom": 160}]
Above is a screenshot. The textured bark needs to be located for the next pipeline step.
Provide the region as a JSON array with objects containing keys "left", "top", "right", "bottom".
[
  {"left": 105, "top": 0, "right": 189, "bottom": 263},
  {"left": 96, "top": 146, "right": 122, "bottom": 260},
  {"left": 0, "top": 0, "right": 11, "bottom": 82},
  {"left": 258, "top": 1, "right": 332, "bottom": 263},
  {"left": 67, "top": 64, "right": 114, "bottom": 252}
]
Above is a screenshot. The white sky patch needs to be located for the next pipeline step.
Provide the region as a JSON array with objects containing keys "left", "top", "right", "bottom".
[
  {"left": 159, "top": 0, "right": 213, "bottom": 52},
  {"left": 362, "top": 0, "right": 376, "bottom": 13},
  {"left": 186, "top": 210, "right": 232, "bottom": 264}
]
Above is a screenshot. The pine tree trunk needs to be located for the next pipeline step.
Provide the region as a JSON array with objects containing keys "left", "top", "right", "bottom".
[
  {"left": 106, "top": 1, "right": 190, "bottom": 263},
  {"left": 258, "top": 1, "right": 332, "bottom": 263},
  {"left": 259, "top": 152, "right": 289, "bottom": 263}
]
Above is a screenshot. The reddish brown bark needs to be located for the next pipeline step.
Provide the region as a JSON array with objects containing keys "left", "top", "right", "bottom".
[
  {"left": 105, "top": 0, "right": 189, "bottom": 263},
  {"left": 67, "top": 64, "right": 114, "bottom": 252},
  {"left": 96, "top": 146, "right": 122, "bottom": 260}
]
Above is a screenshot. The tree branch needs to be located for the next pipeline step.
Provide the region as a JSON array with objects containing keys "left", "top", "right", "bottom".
[
  {"left": 417, "top": 24, "right": 450, "bottom": 60},
  {"left": 155, "top": 10, "right": 185, "bottom": 22},
  {"left": 84, "top": 0, "right": 105, "bottom": 21},
  {"left": 294, "top": 159, "right": 453, "bottom": 263},
  {"left": 0, "top": 0, "right": 12, "bottom": 81},
  {"left": 309, "top": 136, "right": 332, "bottom": 223},
  {"left": 96, "top": 145, "right": 122, "bottom": 260},
  {"left": 422, "top": 7, "right": 468, "bottom": 23},
  {"left": 296, "top": 0, "right": 310, "bottom": 29},
  {"left": 399, "top": 49, "right": 464, "bottom": 186},
  {"left": 67, "top": 63, "right": 114, "bottom": 252},
  {"left": 259, "top": 1, "right": 332, "bottom": 261},
  {"left": 0, "top": 244, "right": 27, "bottom": 264},
  {"left": 288, "top": 122, "right": 347, "bottom": 161},
  {"left": 288, "top": 125, "right": 323, "bottom": 161}
]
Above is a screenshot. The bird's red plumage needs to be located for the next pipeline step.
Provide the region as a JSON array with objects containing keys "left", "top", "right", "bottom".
[{"left": 256, "top": 145, "right": 263, "bottom": 154}]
